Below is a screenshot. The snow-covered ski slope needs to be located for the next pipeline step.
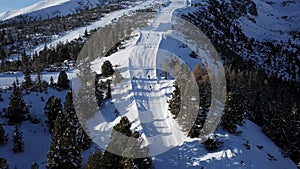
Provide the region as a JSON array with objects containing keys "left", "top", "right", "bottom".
[
  {"left": 33, "top": 0, "right": 157, "bottom": 53},
  {"left": 0, "top": 0, "right": 115, "bottom": 21},
  {"left": 88, "top": 0, "right": 193, "bottom": 156}
]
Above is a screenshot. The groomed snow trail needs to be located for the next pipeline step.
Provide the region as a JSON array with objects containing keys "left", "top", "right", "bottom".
[{"left": 124, "top": 0, "right": 189, "bottom": 154}]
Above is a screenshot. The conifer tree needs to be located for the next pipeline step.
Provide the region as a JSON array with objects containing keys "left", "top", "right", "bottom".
[
  {"left": 50, "top": 76, "right": 54, "bottom": 86},
  {"left": 221, "top": 92, "right": 244, "bottom": 134},
  {"left": 64, "top": 90, "right": 91, "bottom": 150},
  {"left": 22, "top": 51, "right": 32, "bottom": 91},
  {"left": 57, "top": 70, "right": 69, "bottom": 90},
  {"left": 0, "top": 157, "right": 9, "bottom": 169},
  {"left": 168, "top": 81, "right": 180, "bottom": 119},
  {"left": 103, "top": 116, "right": 131, "bottom": 169},
  {"left": 101, "top": 60, "right": 114, "bottom": 77},
  {"left": 51, "top": 111, "right": 69, "bottom": 140},
  {"left": 6, "top": 83, "right": 29, "bottom": 124},
  {"left": 44, "top": 96, "right": 62, "bottom": 133},
  {"left": 103, "top": 117, "right": 153, "bottom": 169},
  {"left": 106, "top": 80, "right": 112, "bottom": 99},
  {"left": 12, "top": 124, "right": 24, "bottom": 153},
  {"left": 47, "top": 127, "right": 82, "bottom": 169},
  {"left": 0, "top": 124, "right": 8, "bottom": 145},
  {"left": 31, "top": 162, "right": 39, "bottom": 169},
  {"left": 85, "top": 149, "right": 103, "bottom": 169}
]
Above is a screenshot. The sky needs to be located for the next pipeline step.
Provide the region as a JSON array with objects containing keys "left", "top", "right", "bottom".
[{"left": 0, "top": 0, "right": 42, "bottom": 13}]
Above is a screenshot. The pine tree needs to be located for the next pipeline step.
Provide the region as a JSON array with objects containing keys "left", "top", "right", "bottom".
[
  {"left": 85, "top": 149, "right": 103, "bottom": 169},
  {"left": 106, "top": 80, "right": 112, "bottom": 99},
  {"left": 0, "top": 157, "right": 9, "bottom": 169},
  {"left": 57, "top": 70, "right": 69, "bottom": 90},
  {"left": 12, "top": 124, "right": 24, "bottom": 153},
  {"left": 22, "top": 51, "right": 32, "bottom": 91},
  {"left": 168, "top": 81, "right": 180, "bottom": 119},
  {"left": 36, "top": 70, "right": 43, "bottom": 92},
  {"left": 31, "top": 162, "right": 39, "bottom": 169},
  {"left": 0, "top": 124, "right": 8, "bottom": 145},
  {"left": 47, "top": 127, "right": 82, "bottom": 169},
  {"left": 221, "top": 92, "right": 244, "bottom": 134},
  {"left": 103, "top": 116, "right": 131, "bottom": 169},
  {"left": 44, "top": 96, "right": 62, "bottom": 133},
  {"left": 103, "top": 117, "right": 153, "bottom": 169},
  {"left": 6, "top": 83, "right": 29, "bottom": 124},
  {"left": 64, "top": 90, "right": 91, "bottom": 150},
  {"left": 51, "top": 111, "right": 69, "bottom": 140},
  {"left": 101, "top": 60, "right": 114, "bottom": 77},
  {"left": 50, "top": 76, "right": 54, "bottom": 86}
]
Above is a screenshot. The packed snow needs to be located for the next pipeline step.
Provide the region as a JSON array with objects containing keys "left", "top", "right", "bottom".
[{"left": 0, "top": 0, "right": 298, "bottom": 168}]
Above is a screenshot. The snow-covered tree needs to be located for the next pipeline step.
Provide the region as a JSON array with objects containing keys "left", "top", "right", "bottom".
[
  {"left": 47, "top": 127, "right": 82, "bottom": 169},
  {"left": 44, "top": 96, "right": 62, "bottom": 133}
]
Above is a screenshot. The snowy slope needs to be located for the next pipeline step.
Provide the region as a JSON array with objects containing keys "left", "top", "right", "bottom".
[
  {"left": 0, "top": 0, "right": 113, "bottom": 21},
  {"left": 0, "top": 0, "right": 298, "bottom": 168},
  {"left": 34, "top": 0, "right": 157, "bottom": 53},
  {"left": 238, "top": 0, "right": 300, "bottom": 42}
]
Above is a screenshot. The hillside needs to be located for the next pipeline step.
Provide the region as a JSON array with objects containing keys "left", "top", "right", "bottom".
[
  {"left": 0, "top": 0, "right": 121, "bottom": 21},
  {"left": 0, "top": 0, "right": 299, "bottom": 168}
]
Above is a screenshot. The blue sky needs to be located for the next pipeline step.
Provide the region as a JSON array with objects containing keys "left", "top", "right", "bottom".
[{"left": 0, "top": 0, "right": 42, "bottom": 12}]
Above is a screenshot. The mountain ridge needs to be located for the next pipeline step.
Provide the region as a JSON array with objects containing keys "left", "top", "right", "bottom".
[{"left": 0, "top": 0, "right": 117, "bottom": 22}]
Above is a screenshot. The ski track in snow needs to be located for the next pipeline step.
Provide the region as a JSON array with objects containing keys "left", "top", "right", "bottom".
[{"left": 0, "top": 0, "right": 298, "bottom": 168}]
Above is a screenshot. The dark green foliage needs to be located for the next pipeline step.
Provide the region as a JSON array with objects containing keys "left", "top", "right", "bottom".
[
  {"left": 0, "top": 124, "right": 8, "bottom": 145},
  {"left": 12, "top": 124, "right": 24, "bottom": 153},
  {"left": 221, "top": 92, "right": 244, "bottom": 134},
  {"left": 44, "top": 96, "right": 62, "bottom": 133},
  {"left": 6, "top": 84, "right": 29, "bottom": 124},
  {"left": 203, "top": 136, "right": 222, "bottom": 151},
  {"left": 0, "top": 157, "right": 9, "bottom": 169},
  {"left": 168, "top": 81, "right": 180, "bottom": 119},
  {"left": 50, "top": 76, "right": 54, "bottom": 86},
  {"left": 47, "top": 127, "right": 82, "bottom": 169},
  {"left": 102, "top": 116, "right": 153, "bottom": 169},
  {"left": 57, "top": 71, "right": 69, "bottom": 90},
  {"left": 63, "top": 90, "right": 91, "bottom": 150},
  {"left": 106, "top": 80, "right": 112, "bottom": 99},
  {"left": 85, "top": 149, "right": 103, "bottom": 169},
  {"left": 32, "top": 71, "right": 45, "bottom": 92},
  {"left": 101, "top": 60, "right": 114, "bottom": 77},
  {"left": 31, "top": 162, "right": 39, "bottom": 169},
  {"left": 22, "top": 52, "right": 33, "bottom": 91}
]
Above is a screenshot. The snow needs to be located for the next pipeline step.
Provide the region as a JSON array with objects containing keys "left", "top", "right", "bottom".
[
  {"left": 0, "top": 0, "right": 108, "bottom": 21},
  {"left": 154, "top": 121, "right": 297, "bottom": 169},
  {"left": 238, "top": 0, "right": 300, "bottom": 42},
  {"left": 0, "top": 0, "right": 298, "bottom": 168},
  {"left": 0, "top": 87, "right": 69, "bottom": 169},
  {"left": 33, "top": 0, "right": 158, "bottom": 54},
  {"left": 0, "top": 70, "right": 77, "bottom": 89}
]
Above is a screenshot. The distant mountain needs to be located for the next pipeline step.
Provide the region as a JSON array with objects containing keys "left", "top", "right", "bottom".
[{"left": 0, "top": 0, "right": 118, "bottom": 21}]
